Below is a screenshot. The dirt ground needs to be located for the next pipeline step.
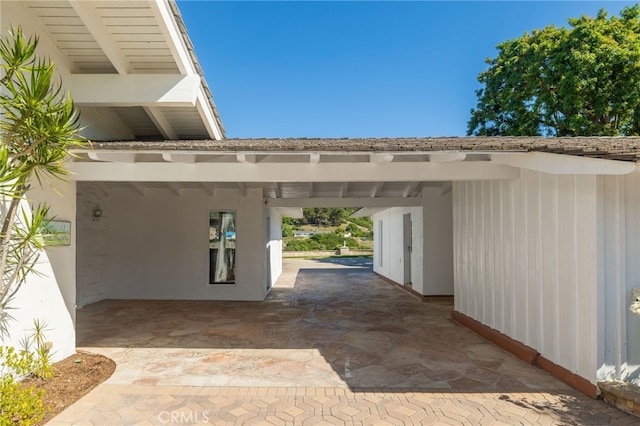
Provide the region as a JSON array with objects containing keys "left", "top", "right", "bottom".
[{"left": 21, "top": 351, "right": 115, "bottom": 425}]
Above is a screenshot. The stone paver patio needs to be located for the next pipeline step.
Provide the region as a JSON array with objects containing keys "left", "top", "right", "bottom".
[{"left": 50, "top": 258, "right": 636, "bottom": 425}]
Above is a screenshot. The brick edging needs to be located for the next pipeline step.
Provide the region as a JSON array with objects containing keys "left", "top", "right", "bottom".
[
  {"left": 451, "top": 310, "right": 597, "bottom": 398},
  {"left": 451, "top": 311, "right": 538, "bottom": 365}
]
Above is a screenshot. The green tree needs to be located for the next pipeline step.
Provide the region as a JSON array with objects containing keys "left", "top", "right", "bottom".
[
  {"left": 468, "top": 6, "right": 640, "bottom": 136},
  {"left": 297, "top": 208, "right": 355, "bottom": 227},
  {"left": 0, "top": 28, "right": 85, "bottom": 333}
]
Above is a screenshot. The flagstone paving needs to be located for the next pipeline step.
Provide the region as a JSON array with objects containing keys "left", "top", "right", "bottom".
[{"left": 50, "top": 258, "right": 636, "bottom": 424}]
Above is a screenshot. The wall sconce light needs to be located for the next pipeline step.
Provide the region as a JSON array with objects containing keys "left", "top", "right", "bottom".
[{"left": 92, "top": 206, "right": 103, "bottom": 221}]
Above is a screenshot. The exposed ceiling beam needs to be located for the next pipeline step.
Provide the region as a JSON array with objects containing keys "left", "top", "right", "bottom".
[
  {"left": 440, "top": 183, "right": 453, "bottom": 195},
  {"left": 129, "top": 182, "right": 146, "bottom": 196},
  {"left": 195, "top": 91, "right": 224, "bottom": 140},
  {"left": 339, "top": 182, "right": 349, "bottom": 198},
  {"left": 274, "top": 207, "right": 304, "bottom": 219},
  {"left": 237, "top": 182, "right": 247, "bottom": 196},
  {"left": 274, "top": 182, "right": 282, "bottom": 198},
  {"left": 489, "top": 152, "right": 636, "bottom": 175},
  {"left": 166, "top": 182, "right": 182, "bottom": 196},
  {"left": 67, "top": 74, "right": 200, "bottom": 107},
  {"left": 161, "top": 153, "right": 197, "bottom": 163},
  {"left": 90, "top": 182, "right": 111, "bottom": 197},
  {"left": 351, "top": 207, "right": 387, "bottom": 218},
  {"left": 70, "top": 161, "right": 522, "bottom": 182},
  {"left": 146, "top": 107, "right": 177, "bottom": 140},
  {"left": 308, "top": 182, "right": 314, "bottom": 198},
  {"left": 236, "top": 153, "right": 257, "bottom": 163},
  {"left": 403, "top": 182, "right": 420, "bottom": 198},
  {"left": 371, "top": 182, "right": 384, "bottom": 197},
  {"left": 88, "top": 152, "right": 136, "bottom": 163},
  {"left": 200, "top": 182, "right": 215, "bottom": 196},
  {"left": 68, "top": 0, "right": 131, "bottom": 74},
  {"left": 266, "top": 197, "right": 423, "bottom": 208}
]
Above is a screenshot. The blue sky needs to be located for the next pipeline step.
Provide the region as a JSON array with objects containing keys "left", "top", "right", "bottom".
[{"left": 178, "top": 1, "right": 638, "bottom": 138}]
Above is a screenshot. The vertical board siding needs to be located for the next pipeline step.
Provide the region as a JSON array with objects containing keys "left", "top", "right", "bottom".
[
  {"left": 526, "top": 171, "right": 542, "bottom": 350},
  {"left": 599, "top": 172, "right": 640, "bottom": 383},
  {"left": 453, "top": 171, "right": 598, "bottom": 384},
  {"left": 495, "top": 181, "right": 506, "bottom": 333},
  {"left": 540, "top": 172, "right": 559, "bottom": 361},
  {"left": 623, "top": 174, "right": 640, "bottom": 379},
  {"left": 557, "top": 176, "right": 577, "bottom": 370}
]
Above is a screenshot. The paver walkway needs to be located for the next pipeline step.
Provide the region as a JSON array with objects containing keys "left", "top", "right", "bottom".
[{"left": 50, "top": 258, "right": 636, "bottom": 425}]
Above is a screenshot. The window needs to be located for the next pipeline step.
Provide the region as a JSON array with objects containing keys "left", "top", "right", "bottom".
[{"left": 209, "top": 211, "right": 236, "bottom": 284}]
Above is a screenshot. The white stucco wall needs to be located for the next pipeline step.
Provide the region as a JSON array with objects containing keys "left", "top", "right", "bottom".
[
  {"left": 453, "top": 172, "right": 599, "bottom": 384},
  {"left": 76, "top": 183, "right": 110, "bottom": 307},
  {"left": 372, "top": 189, "right": 453, "bottom": 296},
  {"left": 421, "top": 187, "right": 454, "bottom": 296},
  {"left": 372, "top": 207, "right": 423, "bottom": 292},
  {"left": 76, "top": 184, "right": 268, "bottom": 303},
  {"left": 597, "top": 171, "right": 640, "bottom": 384},
  {"left": 2, "top": 178, "right": 77, "bottom": 362}
]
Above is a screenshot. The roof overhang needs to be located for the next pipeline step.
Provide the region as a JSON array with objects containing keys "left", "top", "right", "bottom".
[{"left": 69, "top": 137, "right": 640, "bottom": 202}]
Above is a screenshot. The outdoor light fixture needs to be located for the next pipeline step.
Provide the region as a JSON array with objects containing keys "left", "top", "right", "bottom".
[{"left": 92, "top": 206, "right": 103, "bottom": 221}]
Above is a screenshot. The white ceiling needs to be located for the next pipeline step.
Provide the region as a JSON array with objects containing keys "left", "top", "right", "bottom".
[{"left": 5, "top": 0, "right": 224, "bottom": 140}]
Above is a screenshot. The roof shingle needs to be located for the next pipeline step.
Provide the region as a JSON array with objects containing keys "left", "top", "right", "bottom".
[{"left": 84, "top": 137, "right": 640, "bottom": 162}]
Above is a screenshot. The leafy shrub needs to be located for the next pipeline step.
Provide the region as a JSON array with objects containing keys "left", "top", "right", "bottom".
[
  {"left": 348, "top": 217, "right": 373, "bottom": 229},
  {"left": 310, "top": 232, "right": 343, "bottom": 249},
  {"left": 282, "top": 224, "right": 294, "bottom": 237},
  {"left": 0, "top": 346, "right": 48, "bottom": 425},
  {"left": 284, "top": 233, "right": 365, "bottom": 251},
  {"left": 0, "top": 320, "right": 53, "bottom": 425}
]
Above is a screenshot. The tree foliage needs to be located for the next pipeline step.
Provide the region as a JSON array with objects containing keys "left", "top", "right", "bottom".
[
  {"left": 468, "top": 5, "right": 640, "bottom": 136},
  {"left": 0, "top": 28, "right": 85, "bottom": 333},
  {"left": 289, "top": 208, "right": 373, "bottom": 229}
]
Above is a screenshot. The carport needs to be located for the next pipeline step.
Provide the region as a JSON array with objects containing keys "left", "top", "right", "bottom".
[
  {"left": 72, "top": 138, "right": 517, "bottom": 308},
  {"left": 70, "top": 137, "right": 640, "bottom": 397}
]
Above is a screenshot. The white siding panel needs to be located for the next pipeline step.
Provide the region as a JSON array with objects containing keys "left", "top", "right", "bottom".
[
  {"left": 557, "top": 176, "right": 577, "bottom": 370},
  {"left": 598, "top": 172, "right": 640, "bottom": 384},
  {"left": 526, "top": 171, "right": 542, "bottom": 350},
  {"left": 540, "top": 172, "right": 558, "bottom": 360},
  {"left": 473, "top": 181, "right": 482, "bottom": 320},
  {"left": 513, "top": 175, "right": 529, "bottom": 344},
  {"left": 453, "top": 171, "right": 599, "bottom": 384},
  {"left": 575, "top": 175, "right": 597, "bottom": 382},
  {"left": 483, "top": 182, "right": 494, "bottom": 328},
  {"left": 503, "top": 180, "right": 517, "bottom": 337}
]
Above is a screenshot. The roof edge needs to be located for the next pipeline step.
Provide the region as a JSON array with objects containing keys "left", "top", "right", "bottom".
[
  {"left": 168, "top": 0, "right": 226, "bottom": 138},
  {"left": 80, "top": 136, "right": 640, "bottom": 162}
]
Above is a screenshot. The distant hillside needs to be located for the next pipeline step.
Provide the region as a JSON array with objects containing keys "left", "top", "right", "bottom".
[{"left": 283, "top": 208, "right": 373, "bottom": 251}]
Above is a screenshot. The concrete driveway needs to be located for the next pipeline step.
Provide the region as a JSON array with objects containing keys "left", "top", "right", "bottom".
[{"left": 50, "top": 258, "right": 635, "bottom": 425}]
